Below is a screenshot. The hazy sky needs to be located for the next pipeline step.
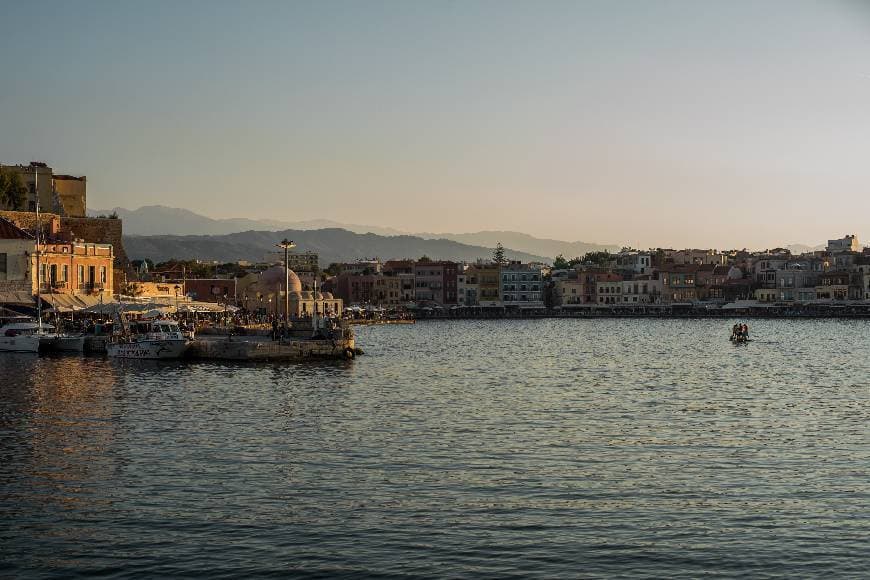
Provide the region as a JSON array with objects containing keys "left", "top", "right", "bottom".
[{"left": 2, "top": 0, "right": 869, "bottom": 249}]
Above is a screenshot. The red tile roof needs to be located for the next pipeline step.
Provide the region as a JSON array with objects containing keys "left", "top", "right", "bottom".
[{"left": 0, "top": 218, "right": 34, "bottom": 240}]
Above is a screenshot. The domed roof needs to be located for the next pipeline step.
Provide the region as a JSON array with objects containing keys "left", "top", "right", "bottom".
[
  {"left": 321, "top": 292, "right": 333, "bottom": 299},
  {"left": 258, "top": 265, "right": 302, "bottom": 294},
  {"left": 301, "top": 291, "right": 313, "bottom": 299}
]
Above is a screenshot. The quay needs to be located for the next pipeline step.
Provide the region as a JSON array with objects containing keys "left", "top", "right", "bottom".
[
  {"left": 186, "top": 334, "right": 357, "bottom": 361},
  {"left": 348, "top": 319, "right": 415, "bottom": 326}
]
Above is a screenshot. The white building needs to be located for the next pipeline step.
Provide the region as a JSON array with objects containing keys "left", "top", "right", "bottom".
[{"left": 500, "top": 263, "right": 544, "bottom": 307}]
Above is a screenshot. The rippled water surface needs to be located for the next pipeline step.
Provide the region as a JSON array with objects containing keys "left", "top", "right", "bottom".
[{"left": 1, "top": 319, "right": 869, "bottom": 578}]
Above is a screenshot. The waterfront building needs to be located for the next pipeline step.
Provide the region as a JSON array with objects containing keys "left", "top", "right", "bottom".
[
  {"left": 619, "top": 278, "right": 661, "bottom": 304},
  {"left": 774, "top": 265, "right": 819, "bottom": 302},
  {"left": 236, "top": 265, "right": 342, "bottom": 317},
  {"left": 470, "top": 264, "right": 501, "bottom": 307},
  {"left": 0, "top": 217, "right": 113, "bottom": 309},
  {"left": 413, "top": 261, "right": 458, "bottom": 305},
  {"left": 658, "top": 264, "right": 700, "bottom": 303},
  {"left": 815, "top": 271, "right": 851, "bottom": 301},
  {"left": 754, "top": 256, "right": 790, "bottom": 288},
  {"left": 383, "top": 260, "right": 415, "bottom": 302},
  {"left": 597, "top": 280, "right": 622, "bottom": 304},
  {"left": 554, "top": 273, "right": 583, "bottom": 306},
  {"left": 500, "top": 262, "right": 544, "bottom": 308},
  {"left": 457, "top": 266, "right": 479, "bottom": 307}
]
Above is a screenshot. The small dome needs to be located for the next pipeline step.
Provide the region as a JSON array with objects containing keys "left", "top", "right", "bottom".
[
  {"left": 315, "top": 292, "right": 324, "bottom": 300},
  {"left": 301, "top": 291, "right": 313, "bottom": 299},
  {"left": 258, "top": 265, "right": 302, "bottom": 294},
  {"left": 321, "top": 292, "right": 333, "bottom": 299}
]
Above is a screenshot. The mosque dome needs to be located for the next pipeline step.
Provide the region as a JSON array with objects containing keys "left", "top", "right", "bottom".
[
  {"left": 321, "top": 292, "right": 333, "bottom": 299},
  {"left": 258, "top": 265, "right": 302, "bottom": 294}
]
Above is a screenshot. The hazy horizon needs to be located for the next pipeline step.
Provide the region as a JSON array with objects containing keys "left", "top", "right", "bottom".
[{"left": 3, "top": 0, "right": 870, "bottom": 248}]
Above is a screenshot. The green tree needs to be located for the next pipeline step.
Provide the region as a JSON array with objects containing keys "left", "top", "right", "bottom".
[
  {"left": 581, "top": 251, "right": 613, "bottom": 266},
  {"left": 0, "top": 169, "right": 26, "bottom": 210},
  {"left": 492, "top": 242, "right": 507, "bottom": 265},
  {"left": 553, "top": 254, "right": 570, "bottom": 270}
]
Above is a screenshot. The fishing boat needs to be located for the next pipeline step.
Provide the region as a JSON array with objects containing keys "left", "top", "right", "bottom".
[
  {"left": 107, "top": 318, "right": 189, "bottom": 359},
  {"left": 0, "top": 322, "right": 48, "bottom": 353}
]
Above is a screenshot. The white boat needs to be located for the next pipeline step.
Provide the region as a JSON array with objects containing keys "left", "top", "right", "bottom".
[
  {"left": 0, "top": 322, "right": 48, "bottom": 353},
  {"left": 107, "top": 319, "right": 189, "bottom": 359}
]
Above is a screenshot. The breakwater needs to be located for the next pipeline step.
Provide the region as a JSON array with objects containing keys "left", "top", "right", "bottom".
[{"left": 410, "top": 303, "right": 870, "bottom": 319}]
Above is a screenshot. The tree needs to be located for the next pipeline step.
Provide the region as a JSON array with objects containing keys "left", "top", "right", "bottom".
[
  {"left": 0, "top": 169, "right": 26, "bottom": 210},
  {"left": 492, "top": 242, "right": 507, "bottom": 265},
  {"left": 553, "top": 254, "right": 570, "bottom": 270},
  {"left": 581, "top": 251, "right": 613, "bottom": 266}
]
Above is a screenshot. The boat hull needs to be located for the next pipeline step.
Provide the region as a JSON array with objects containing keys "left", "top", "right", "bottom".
[
  {"left": 0, "top": 335, "right": 41, "bottom": 353},
  {"left": 53, "top": 335, "right": 85, "bottom": 352},
  {"left": 107, "top": 339, "right": 188, "bottom": 359}
]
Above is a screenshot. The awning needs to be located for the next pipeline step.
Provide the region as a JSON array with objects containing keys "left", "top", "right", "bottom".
[
  {"left": 41, "top": 294, "right": 106, "bottom": 312},
  {"left": 0, "top": 291, "right": 36, "bottom": 306}
]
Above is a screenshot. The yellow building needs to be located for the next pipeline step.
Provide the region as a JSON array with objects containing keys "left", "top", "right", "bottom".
[{"left": 0, "top": 162, "right": 87, "bottom": 216}]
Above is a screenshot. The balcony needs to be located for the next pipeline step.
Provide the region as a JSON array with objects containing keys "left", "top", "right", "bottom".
[{"left": 77, "top": 282, "right": 105, "bottom": 294}]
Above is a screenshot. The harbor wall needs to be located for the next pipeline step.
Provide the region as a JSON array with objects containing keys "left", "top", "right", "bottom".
[{"left": 186, "top": 337, "right": 356, "bottom": 361}]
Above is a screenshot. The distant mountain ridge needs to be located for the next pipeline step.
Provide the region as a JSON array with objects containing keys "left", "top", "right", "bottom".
[
  {"left": 124, "top": 228, "right": 549, "bottom": 266},
  {"left": 90, "top": 205, "right": 618, "bottom": 259}
]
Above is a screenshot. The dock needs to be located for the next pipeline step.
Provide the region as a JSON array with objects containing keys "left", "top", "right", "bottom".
[{"left": 186, "top": 335, "right": 357, "bottom": 361}]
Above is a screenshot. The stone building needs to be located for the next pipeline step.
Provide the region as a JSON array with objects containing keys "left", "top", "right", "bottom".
[
  {"left": 0, "top": 162, "right": 87, "bottom": 216},
  {"left": 0, "top": 216, "right": 113, "bottom": 309},
  {"left": 236, "top": 265, "right": 342, "bottom": 318}
]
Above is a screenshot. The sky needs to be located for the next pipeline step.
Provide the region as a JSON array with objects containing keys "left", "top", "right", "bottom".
[{"left": 2, "top": 0, "right": 870, "bottom": 249}]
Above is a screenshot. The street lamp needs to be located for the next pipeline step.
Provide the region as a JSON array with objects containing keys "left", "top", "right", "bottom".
[{"left": 275, "top": 239, "right": 296, "bottom": 329}]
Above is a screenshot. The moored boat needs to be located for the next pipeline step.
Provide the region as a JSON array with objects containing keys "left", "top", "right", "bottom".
[
  {"left": 107, "top": 319, "right": 189, "bottom": 359},
  {"left": 0, "top": 322, "right": 47, "bottom": 353}
]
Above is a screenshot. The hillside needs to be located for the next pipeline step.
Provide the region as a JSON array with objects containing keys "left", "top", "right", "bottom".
[
  {"left": 124, "top": 228, "right": 549, "bottom": 266},
  {"left": 90, "top": 205, "right": 617, "bottom": 258}
]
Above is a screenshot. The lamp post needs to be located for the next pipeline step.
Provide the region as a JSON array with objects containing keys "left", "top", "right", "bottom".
[
  {"left": 174, "top": 285, "right": 180, "bottom": 315},
  {"left": 275, "top": 239, "right": 296, "bottom": 331}
]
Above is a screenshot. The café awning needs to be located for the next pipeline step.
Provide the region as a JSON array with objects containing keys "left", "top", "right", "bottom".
[
  {"left": 41, "top": 293, "right": 105, "bottom": 312},
  {"left": 0, "top": 291, "right": 36, "bottom": 306}
]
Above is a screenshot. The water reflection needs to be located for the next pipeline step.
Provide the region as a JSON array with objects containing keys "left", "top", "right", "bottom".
[{"left": 1, "top": 320, "right": 869, "bottom": 577}]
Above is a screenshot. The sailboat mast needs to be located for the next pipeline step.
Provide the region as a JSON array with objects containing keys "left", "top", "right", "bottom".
[{"left": 35, "top": 168, "right": 42, "bottom": 331}]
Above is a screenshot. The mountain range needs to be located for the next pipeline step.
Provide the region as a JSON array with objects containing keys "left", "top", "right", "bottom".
[
  {"left": 90, "top": 205, "right": 620, "bottom": 261},
  {"left": 124, "top": 229, "right": 549, "bottom": 266}
]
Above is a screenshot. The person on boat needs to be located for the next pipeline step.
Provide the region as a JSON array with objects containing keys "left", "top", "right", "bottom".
[
  {"left": 731, "top": 324, "right": 740, "bottom": 341},
  {"left": 741, "top": 324, "right": 749, "bottom": 339}
]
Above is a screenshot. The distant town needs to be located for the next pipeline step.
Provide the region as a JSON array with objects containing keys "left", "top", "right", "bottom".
[{"left": 2, "top": 161, "right": 870, "bottom": 319}]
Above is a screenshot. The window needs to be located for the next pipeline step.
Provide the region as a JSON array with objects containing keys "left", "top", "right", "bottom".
[
  {"left": 0, "top": 253, "right": 6, "bottom": 276},
  {"left": 78, "top": 265, "right": 85, "bottom": 284},
  {"left": 62, "top": 265, "right": 68, "bottom": 282}
]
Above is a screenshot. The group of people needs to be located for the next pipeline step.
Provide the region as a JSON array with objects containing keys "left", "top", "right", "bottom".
[{"left": 730, "top": 323, "right": 750, "bottom": 342}]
